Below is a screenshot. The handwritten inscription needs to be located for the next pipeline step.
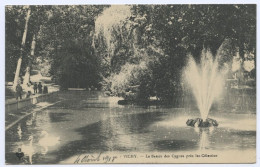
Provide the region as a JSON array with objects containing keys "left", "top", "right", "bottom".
[{"left": 74, "top": 152, "right": 118, "bottom": 163}]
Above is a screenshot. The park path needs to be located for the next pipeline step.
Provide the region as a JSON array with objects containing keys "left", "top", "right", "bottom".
[{"left": 6, "top": 70, "right": 59, "bottom": 104}]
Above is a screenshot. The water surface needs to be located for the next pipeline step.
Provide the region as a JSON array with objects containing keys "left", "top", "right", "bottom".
[{"left": 5, "top": 91, "right": 256, "bottom": 164}]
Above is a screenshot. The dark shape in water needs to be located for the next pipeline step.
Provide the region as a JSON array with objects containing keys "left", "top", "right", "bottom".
[
  {"left": 186, "top": 118, "right": 218, "bottom": 127},
  {"left": 16, "top": 148, "right": 24, "bottom": 160}
]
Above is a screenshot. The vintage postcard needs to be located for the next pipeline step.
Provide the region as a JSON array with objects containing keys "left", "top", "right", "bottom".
[{"left": 4, "top": 4, "right": 256, "bottom": 165}]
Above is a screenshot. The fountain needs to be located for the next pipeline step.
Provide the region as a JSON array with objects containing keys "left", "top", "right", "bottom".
[
  {"left": 184, "top": 49, "right": 226, "bottom": 127},
  {"left": 186, "top": 117, "right": 218, "bottom": 127}
]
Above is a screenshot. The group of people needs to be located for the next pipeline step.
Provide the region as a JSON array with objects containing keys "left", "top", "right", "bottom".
[
  {"left": 15, "top": 82, "right": 48, "bottom": 100},
  {"left": 33, "top": 82, "right": 43, "bottom": 94}
]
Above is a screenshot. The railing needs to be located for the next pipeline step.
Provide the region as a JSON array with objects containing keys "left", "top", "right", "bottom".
[{"left": 5, "top": 92, "right": 59, "bottom": 112}]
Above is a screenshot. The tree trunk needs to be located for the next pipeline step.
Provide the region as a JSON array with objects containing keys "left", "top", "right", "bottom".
[
  {"left": 239, "top": 45, "right": 245, "bottom": 61},
  {"left": 23, "top": 34, "right": 36, "bottom": 87},
  {"left": 13, "top": 6, "right": 31, "bottom": 89}
]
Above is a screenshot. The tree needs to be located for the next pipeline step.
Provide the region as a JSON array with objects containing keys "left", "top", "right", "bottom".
[
  {"left": 36, "top": 5, "right": 107, "bottom": 89},
  {"left": 9, "top": 6, "right": 31, "bottom": 89},
  {"left": 6, "top": 5, "right": 255, "bottom": 99},
  {"left": 94, "top": 5, "right": 256, "bottom": 101},
  {"left": 23, "top": 6, "right": 50, "bottom": 86}
]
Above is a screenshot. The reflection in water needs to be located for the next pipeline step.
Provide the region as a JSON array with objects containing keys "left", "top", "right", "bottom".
[
  {"left": 8, "top": 109, "right": 62, "bottom": 164},
  {"left": 199, "top": 130, "right": 209, "bottom": 150},
  {"left": 5, "top": 91, "right": 256, "bottom": 164},
  {"left": 26, "top": 117, "right": 33, "bottom": 126},
  {"left": 197, "top": 128, "right": 211, "bottom": 150},
  {"left": 100, "top": 112, "right": 153, "bottom": 151},
  {"left": 38, "top": 131, "right": 60, "bottom": 155},
  {"left": 20, "top": 135, "right": 34, "bottom": 164},
  {"left": 16, "top": 112, "right": 38, "bottom": 164},
  {"left": 25, "top": 112, "right": 37, "bottom": 127},
  {"left": 17, "top": 124, "right": 22, "bottom": 140},
  {"left": 107, "top": 96, "right": 124, "bottom": 108}
]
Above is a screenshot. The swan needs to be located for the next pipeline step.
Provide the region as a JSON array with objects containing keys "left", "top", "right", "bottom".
[
  {"left": 38, "top": 131, "right": 60, "bottom": 155},
  {"left": 21, "top": 136, "right": 34, "bottom": 164}
]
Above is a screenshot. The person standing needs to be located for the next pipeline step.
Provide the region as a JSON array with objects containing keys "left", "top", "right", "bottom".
[
  {"left": 26, "top": 91, "right": 31, "bottom": 98},
  {"left": 16, "top": 83, "right": 23, "bottom": 100},
  {"left": 33, "top": 82, "right": 38, "bottom": 94},
  {"left": 43, "top": 85, "right": 48, "bottom": 94},
  {"left": 38, "top": 82, "right": 43, "bottom": 93}
]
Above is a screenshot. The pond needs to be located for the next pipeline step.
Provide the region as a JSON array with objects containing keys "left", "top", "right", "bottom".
[{"left": 5, "top": 91, "right": 256, "bottom": 164}]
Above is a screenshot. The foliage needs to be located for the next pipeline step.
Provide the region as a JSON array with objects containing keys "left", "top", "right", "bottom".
[
  {"left": 39, "top": 6, "right": 107, "bottom": 89},
  {"left": 6, "top": 5, "right": 256, "bottom": 101},
  {"left": 5, "top": 6, "right": 28, "bottom": 81},
  {"left": 94, "top": 5, "right": 256, "bottom": 101}
]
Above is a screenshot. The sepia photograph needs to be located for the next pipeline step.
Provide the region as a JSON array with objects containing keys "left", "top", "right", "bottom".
[{"left": 4, "top": 3, "right": 256, "bottom": 165}]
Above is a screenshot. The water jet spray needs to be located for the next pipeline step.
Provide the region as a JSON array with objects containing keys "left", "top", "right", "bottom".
[{"left": 184, "top": 49, "right": 225, "bottom": 127}]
